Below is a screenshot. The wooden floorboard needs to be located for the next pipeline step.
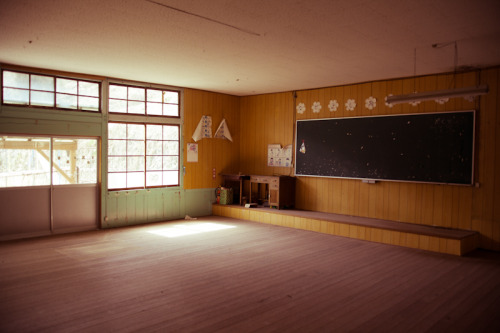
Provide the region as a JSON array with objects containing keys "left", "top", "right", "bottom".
[{"left": 1, "top": 216, "right": 499, "bottom": 332}]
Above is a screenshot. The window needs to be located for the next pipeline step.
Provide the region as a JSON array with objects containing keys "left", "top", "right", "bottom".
[
  {"left": 109, "top": 84, "right": 179, "bottom": 117},
  {"left": 2, "top": 70, "right": 100, "bottom": 112},
  {"left": 0, "top": 136, "right": 98, "bottom": 188},
  {"left": 108, "top": 123, "right": 179, "bottom": 190}
]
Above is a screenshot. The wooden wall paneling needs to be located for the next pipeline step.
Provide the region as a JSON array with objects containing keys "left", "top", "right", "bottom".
[
  {"left": 334, "top": 85, "right": 344, "bottom": 118},
  {"left": 440, "top": 185, "right": 454, "bottom": 229},
  {"left": 432, "top": 185, "right": 445, "bottom": 227},
  {"left": 421, "top": 183, "right": 435, "bottom": 227},
  {"left": 330, "top": 178, "right": 342, "bottom": 214},
  {"left": 493, "top": 69, "right": 500, "bottom": 250},
  {"left": 477, "top": 68, "right": 498, "bottom": 249},
  {"left": 420, "top": 76, "right": 436, "bottom": 115},
  {"left": 458, "top": 187, "right": 473, "bottom": 231}
]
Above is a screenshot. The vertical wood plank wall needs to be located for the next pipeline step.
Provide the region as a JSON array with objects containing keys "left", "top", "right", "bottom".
[
  {"left": 239, "top": 69, "right": 500, "bottom": 251},
  {"left": 183, "top": 89, "right": 240, "bottom": 189}
]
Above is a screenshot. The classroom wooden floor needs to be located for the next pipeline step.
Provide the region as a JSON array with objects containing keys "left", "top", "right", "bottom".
[{"left": 1, "top": 216, "right": 500, "bottom": 332}]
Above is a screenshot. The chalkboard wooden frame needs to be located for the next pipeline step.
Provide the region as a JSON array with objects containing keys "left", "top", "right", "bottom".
[{"left": 295, "top": 110, "right": 475, "bottom": 185}]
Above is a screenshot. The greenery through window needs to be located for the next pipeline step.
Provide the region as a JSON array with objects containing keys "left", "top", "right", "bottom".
[
  {"left": 0, "top": 136, "right": 98, "bottom": 187},
  {"left": 109, "top": 84, "right": 179, "bottom": 117},
  {"left": 2, "top": 70, "right": 100, "bottom": 111},
  {"left": 108, "top": 123, "right": 179, "bottom": 190}
]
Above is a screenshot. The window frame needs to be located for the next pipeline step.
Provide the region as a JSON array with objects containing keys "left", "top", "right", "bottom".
[
  {"left": 0, "top": 134, "right": 99, "bottom": 188},
  {"left": 1, "top": 69, "right": 101, "bottom": 113},
  {"left": 107, "top": 121, "right": 180, "bottom": 190},
  {"left": 108, "top": 83, "right": 180, "bottom": 118}
]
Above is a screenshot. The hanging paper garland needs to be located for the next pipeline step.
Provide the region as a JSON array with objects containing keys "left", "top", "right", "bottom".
[
  {"left": 345, "top": 99, "right": 356, "bottom": 111},
  {"left": 365, "top": 96, "right": 377, "bottom": 110},
  {"left": 328, "top": 99, "right": 339, "bottom": 112},
  {"left": 296, "top": 102, "right": 306, "bottom": 114},
  {"left": 312, "top": 101, "right": 322, "bottom": 113}
]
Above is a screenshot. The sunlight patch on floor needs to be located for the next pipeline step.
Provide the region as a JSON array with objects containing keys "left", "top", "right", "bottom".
[{"left": 147, "top": 222, "right": 236, "bottom": 238}]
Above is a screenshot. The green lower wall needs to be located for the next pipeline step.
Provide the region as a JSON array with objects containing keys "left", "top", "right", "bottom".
[{"left": 103, "top": 188, "right": 216, "bottom": 228}]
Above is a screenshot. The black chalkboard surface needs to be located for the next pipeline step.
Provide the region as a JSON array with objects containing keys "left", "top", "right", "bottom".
[{"left": 295, "top": 111, "right": 475, "bottom": 185}]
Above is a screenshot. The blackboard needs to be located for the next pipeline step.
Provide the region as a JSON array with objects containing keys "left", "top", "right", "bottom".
[{"left": 295, "top": 111, "right": 475, "bottom": 185}]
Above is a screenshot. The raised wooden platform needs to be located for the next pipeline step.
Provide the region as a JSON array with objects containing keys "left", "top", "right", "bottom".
[{"left": 212, "top": 204, "right": 479, "bottom": 256}]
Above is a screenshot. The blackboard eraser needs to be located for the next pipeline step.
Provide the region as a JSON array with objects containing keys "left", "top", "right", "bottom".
[{"left": 362, "top": 179, "right": 377, "bottom": 184}]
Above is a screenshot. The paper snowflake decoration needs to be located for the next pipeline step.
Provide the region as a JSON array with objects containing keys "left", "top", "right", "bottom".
[
  {"left": 385, "top": 94, "right": 394, "bottom": 108},
  {"left": 328, "top": 99, "right": 339, "bottom": 112},
  {"left": 365, "top": 96, "right": 377, "bottom": 110},
  {"left": 435, "top": 98, "right": 449, "bottom": 105},
  {"left": 312, "top": 101, "right": 322, "bottom": 113},
  {"left": 345, "top": 99, "right": 356, "bottom": 111},
  {"left": 296, "top": 102, "right": 306, "bottom": 114}
]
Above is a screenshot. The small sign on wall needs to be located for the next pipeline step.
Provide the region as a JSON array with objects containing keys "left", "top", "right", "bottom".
[
  {"left": 268, "top": 144, "right": 292, "bottom": 167},
  {"left": 187, "top": 143, "right": 198, "bottom": 162}
]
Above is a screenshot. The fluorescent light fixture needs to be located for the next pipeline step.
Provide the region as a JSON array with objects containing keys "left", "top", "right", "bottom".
[{"left": 386, "top": 85, "right": 488, "bottom": 105}]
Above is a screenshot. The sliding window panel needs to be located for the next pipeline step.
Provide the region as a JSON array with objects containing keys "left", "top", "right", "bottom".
[
  {"left": 52, "top": 185, "right": 99, "bottom": 233},
  {"left": 0, "top": 186, "right": 51, "bottom": 240},
  {"left": 52, "top": 138, "right": 98, "bottom": 185}
]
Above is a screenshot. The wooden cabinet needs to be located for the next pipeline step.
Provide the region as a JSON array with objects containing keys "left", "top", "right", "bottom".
[{"left": 249, "top": 175, "right": 295, "bottom": 209}]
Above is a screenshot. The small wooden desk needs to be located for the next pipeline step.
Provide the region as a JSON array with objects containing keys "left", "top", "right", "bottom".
[
  {"left": 249, "top": 175, "right": 295, "bottom": 209},
  {"left": 221, "top": 174, "right": 250, "bottom": 205}
]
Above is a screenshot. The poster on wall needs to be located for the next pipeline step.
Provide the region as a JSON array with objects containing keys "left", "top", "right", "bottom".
[
  {"left": 267, "top": 144, "right": 292, "bottom": 167},
  {"left": 187, "top": 143, "right": 198, "bottom": 162}
]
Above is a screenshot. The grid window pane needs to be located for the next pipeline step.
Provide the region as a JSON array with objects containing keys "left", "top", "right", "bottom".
[
  {"left": 128, "top": 101, "right": 145, "bottom": 114},
  {"left": 3, "top": 71, "right": 29, "bottom": 89},
  {"left": 147, "top": 89, "right": 162, "bottom": 102},
  {"left": 127, "top": 156, "right": 144, "bottom": 171},
  {"left": 79, "top": 81, "right": 99, "bottom": 97},
  {"left": 127, "top": 140, "right": 145, "bottom": 156},
  {"left": 128, "top": 87, "right": 145, "bottom": 101},
  {"left": 108, "top": 123, "right": 127, "bottom": 139},
  {"left": 163, "top": 156, "right": 178, "bottom": 170},
  {"left": 163, "top": 171, "right": 178, "bottom": 186},
  {"left": 146, "top": 156, "right": 162, "bottom": 170},
  {"left": 127, "top": 172, "right": 144, "bottom": 188},
  {"left": 109, "top": 99, "right": 127, "bottom": 113},
  {"left": 163, "top": 104, "right": 179, "bottom": 117},
  {"left": 79, "top": 96, "right": 99, "bottom": 111},
  {"left": 31, "top": 91, "right": 54, "bottom": 107},
  {"left": 146, "top": 125, "right": 162, "bottom": 140},
  {"left": 146, "top": 171, "right": 162, "bottom": 187},
  {"left": 108, "top": 173, "right": 126, "bottom": 189},
  {"left": 109, "top": 85, "right": 127, "bottom": 99},
  {"left": 147, "top": 141, "right": 162, "bottom": 155},
  {"left": 163, "top": 141, "right": 179, "bottom": 154},
  {"left": 56, "top": 93, "right": 78, "bottom": 109},
  {"left": 163, "top": 126, "right": 179, "bottom": 140},
  {"left": 147, "top": 102, "right": 162, "bottom": 115},
  {"left": 3, "top": 88, "right": 29, "bottom": 105},
  {"left": 108, "top": 156, "right": 126, "bottom": 172},
  {"left": 52, "top": 138, "right": 97, "bottom": 185},
  {"left": 31, "top": 75, "right": 54, "bottom": 91},
  {"left": 57, "top": 78, "right": 77, "bottom": 94},
  {"left": 127, "top": 124, "right": 145, "bottom": 140},
  {"left": 108, "top": 140, "right": 126, "bottom": 156},
  {"left": 0, "top": 136, "right": 50, "bottom": 187},
  {"left": 163, "top": 91, "right": 178, "bottom": 104}
]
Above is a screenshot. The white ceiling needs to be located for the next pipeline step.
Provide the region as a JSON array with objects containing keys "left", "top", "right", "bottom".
[{"left": 1, "top": 0, "right": 500, "bottom": 96}]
